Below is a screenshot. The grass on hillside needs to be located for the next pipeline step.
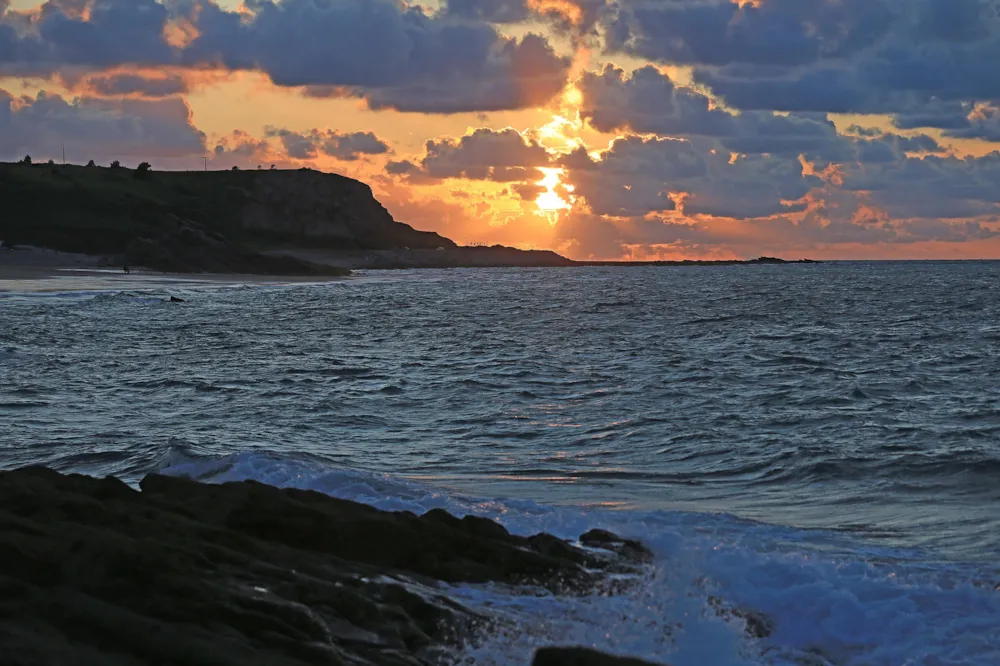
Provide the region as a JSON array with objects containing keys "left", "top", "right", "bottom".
[{"left": 0, "top": 162, "right": 354, "bottom": 254}]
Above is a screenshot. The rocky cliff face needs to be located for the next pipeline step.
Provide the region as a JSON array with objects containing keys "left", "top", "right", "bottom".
[
  {"left": 0, "top": 163, "right": 461, "bottom": 273},
  {"left": 234, "top": 170, "right": 455, "bottom": 251}
]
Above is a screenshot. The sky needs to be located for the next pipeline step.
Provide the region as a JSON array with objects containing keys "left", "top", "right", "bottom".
[{"left": 3, "top": 0, "right": 1000, "bottom": 260}]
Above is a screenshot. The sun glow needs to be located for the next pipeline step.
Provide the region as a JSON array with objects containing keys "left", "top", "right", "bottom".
[
  {"left": 530, "top": 79, "right": 587, "bottom": 221},
  {"left": 535, "top": 167, "right": 574, "bottom": 220}
]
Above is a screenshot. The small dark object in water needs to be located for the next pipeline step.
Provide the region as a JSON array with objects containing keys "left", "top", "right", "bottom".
[
  {"left": 123, "top": 265, "right": 130, "bottom": 274},
  {"left": 169, "top": 296, "right": 185, "bottom": 303}
]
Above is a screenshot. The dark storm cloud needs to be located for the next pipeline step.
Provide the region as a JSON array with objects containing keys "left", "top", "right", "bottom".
[
  {"left": 839, "top": 152, "right": 1000, "bottom": 220},
  {"left": 561, "top": 135, "right": 821, "bottom": 219},
  {"left": 891, "top": 101, "right": 974, "bottom": 131},
  {"left": 603, "top": 0, "right": 895, "bottom": 68},
  {"left": 0, "top": 87, "right": 205, "bottom": 161},
  {"left": 852, "top": 133, "right": 943, "bottom": 165},
  {"left": 577, "top": 65, "right": 947, "bottom": 173},
  {"left": 83, "top": 72, "right": 189, "bottom": 98},
  {"left": 579, "top": 65, "right": 850, "bottom": 162},
  {"left": 443, "top": 0, "right": 608, "bottom": 32},
  {"left": 603, "top": 0, "right": 1000, "bottom": 129},
  {"left": 943, "top": 105, "right": 1000, "bottom": 142},
  {"left": 0, "top": 0, "right": 175, "bottom": 75},
  {"left": 386, "top": 128, "right": 551, "bottom": 182},
  {"left": 555, "top": 125, "right": 969, "bottom": 225},
  {"left": 179, "top": 0, "right": 571, "bottom": 113},
  {"left": 265, "top": 127, "right": 390, "bottom": 161},
  {"left": 0, "top": 0, "right": 572, "bottom": 113},
  {"left": 444, "top": 0, "right": 531, "bottom": 23},
  {"left": 580, "top": 65, "right": 737, "bottom": 136}
]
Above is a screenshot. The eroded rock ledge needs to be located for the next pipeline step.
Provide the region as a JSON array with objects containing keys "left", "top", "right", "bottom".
[{"left": 0, "top": 467, "right": 658, "bottom": 665}]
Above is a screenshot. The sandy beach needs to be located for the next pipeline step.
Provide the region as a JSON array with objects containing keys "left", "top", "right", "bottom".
[{"left": 0, "top": 246, "right": 348, "bottom": 293}]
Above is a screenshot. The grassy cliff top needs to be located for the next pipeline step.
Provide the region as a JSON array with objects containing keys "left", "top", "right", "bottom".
[{"left": 0, "top": 161, "right": 451, "bottom": 257}]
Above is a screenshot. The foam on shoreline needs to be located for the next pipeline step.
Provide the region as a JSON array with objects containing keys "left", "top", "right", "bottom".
[{"left": 159, "top": 450, "right": 1000, "bottom": 666}]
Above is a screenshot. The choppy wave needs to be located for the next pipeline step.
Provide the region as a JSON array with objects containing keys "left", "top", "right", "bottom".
[
  {"left": 158, "top": 450, "right": 1000, "bottom": 666},
  {"left": 4, "top": 262, "right": 1000, "bottom": 662}
]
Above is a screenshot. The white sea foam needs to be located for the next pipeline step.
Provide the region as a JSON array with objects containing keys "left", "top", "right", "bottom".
[{"left": 159, "top": 451, "right": 1000, "bottom": 666}]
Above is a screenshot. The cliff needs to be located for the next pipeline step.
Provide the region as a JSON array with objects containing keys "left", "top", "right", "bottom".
[
  {"left": 0, "top": 162, "right": 813, "bottom": 274},
  {"left": 0, "top": 162, "right": 460, "bottom": 274}
]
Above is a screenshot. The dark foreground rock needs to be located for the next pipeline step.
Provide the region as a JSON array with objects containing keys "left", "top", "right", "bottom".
[
  {"left": 532, "top": 647, "right": 664, "bottom": 665},
  {"left": 0, "top": 467, "right": 650, "bottom": 665}
]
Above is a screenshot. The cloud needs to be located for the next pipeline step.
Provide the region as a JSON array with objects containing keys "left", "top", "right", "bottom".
[
  {"left": 601, "top": 0, "right": 1000, "bottom": 129},
  {"left": 561, "top": 133, "right": 821, "bottom": 219},
  {"left": 0, "top": 0, "right": 572, "bottom": 113},
  {"left": 77, "top": 72, "right": 189, "bottom": 98},
  {"left": 444, "top": 0, "right": 531, "bottom": 23},
  {"left": 0, "top": 88, "right": 205, "bottom": 162},
  {"left": 579, "top": 65, "right": 851, "bottom": 162},
  {"left": 577, "top": 65, "right": 946, "bottom": 172},
  {"left": 839, "top": 152, "right": 1000, "bottom": 219},
  {"left": 552, "top": 198, "right": 1000, "bottom": 261},
  {"left": 603, "top": 0, "right": 894, "bottom": 68},
  {"left": 891, "top": 101, "right": 974, "bottom": 131},
  {"left": 553, "top": 211, "right": 718, "bottom": 259},
  {"left": 182, "top": 0, "right": 572, "bottom": 113},
  {"left": 208, "top": 129, "right": 307, "bottom": 171},
  {"left": 510, "top": 181, "right": 546, "bottom": 201},
  {"left": 0, "top": 0, "right": 175, "bottom": 75},
  {"left": 943, "top": 104, "right": 1000, "bottom": 142},
  {"left": 444, "top": 0, "right": 608, "bottom": 32},
  {"left": 264, "top": 127, "right": 391, "bottom": 161},
  {"left": 387, "top": 128, "right": 552, "bottom": 182}
]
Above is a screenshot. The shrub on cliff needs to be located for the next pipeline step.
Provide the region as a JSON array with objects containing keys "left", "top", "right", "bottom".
[{"left": 135, "top": 162, "right": 152, "bottom": 179}]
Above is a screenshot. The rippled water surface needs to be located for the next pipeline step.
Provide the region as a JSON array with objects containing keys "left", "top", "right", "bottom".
[
  {"left": 3, "top": 262, "right": 1000, "bottom": 664},
  {"left": 3, "top": 263, "right": 1000, "bottom": 558}
]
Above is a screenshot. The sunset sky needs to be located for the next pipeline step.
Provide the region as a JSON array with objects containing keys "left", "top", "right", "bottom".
[{"left": 3, "top": 0, "right": 1000, "bottom": 260}]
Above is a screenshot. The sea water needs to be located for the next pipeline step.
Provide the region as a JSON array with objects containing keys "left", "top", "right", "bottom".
[{"left": 2, "top": 262, "right": 999, "bottom": 664}]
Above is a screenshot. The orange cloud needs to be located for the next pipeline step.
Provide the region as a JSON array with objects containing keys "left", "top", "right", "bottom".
[{"left": 527, "top": 0, "right": 584, "bottom": 25}]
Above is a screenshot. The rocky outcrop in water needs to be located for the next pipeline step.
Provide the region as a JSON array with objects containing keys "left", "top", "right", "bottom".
[{"left": 0, "top": 467, "right": 654, "bottom": 665}]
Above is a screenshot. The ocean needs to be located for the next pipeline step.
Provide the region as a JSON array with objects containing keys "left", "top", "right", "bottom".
[{"left": 2, "top": 262, "right": 999, "bottom": 664}]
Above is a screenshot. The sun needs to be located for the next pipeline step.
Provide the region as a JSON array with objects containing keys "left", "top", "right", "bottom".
[{"left": 535, "top": 167, "right": 574, "bottom": 220}]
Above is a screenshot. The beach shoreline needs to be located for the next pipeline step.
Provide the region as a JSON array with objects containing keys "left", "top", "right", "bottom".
[{"left": 0, "top": 246, "right": 349, "bottom": 293}]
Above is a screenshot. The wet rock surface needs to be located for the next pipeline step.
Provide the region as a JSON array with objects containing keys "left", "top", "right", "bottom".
[
  {"left": 532, "top": 647, "right": 665, "bottom": 665},
  {"left": 0, "top": 467, "right": 650, "bottom": 665},
  {"left": 579, "top": 529, "right": 655, "bottom": 565}
]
